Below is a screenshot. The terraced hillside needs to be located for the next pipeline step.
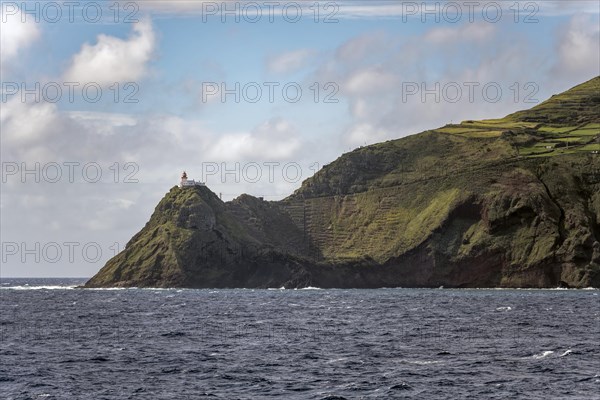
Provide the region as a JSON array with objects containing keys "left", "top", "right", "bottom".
[{"left": 86, "top": 77, "right": 600, "bottom": 289}]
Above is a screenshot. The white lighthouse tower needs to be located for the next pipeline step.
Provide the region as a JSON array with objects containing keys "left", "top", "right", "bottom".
[{"left": 179, "top": 171, "right": 205, "bottom": 188}]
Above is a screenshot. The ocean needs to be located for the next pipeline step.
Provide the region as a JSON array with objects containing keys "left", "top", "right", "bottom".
[{"left": 1, "top": 278, "right": 598, "bottom": 399}]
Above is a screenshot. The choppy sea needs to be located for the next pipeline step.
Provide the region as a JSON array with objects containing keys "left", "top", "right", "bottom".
[{"left": 1, "top": 278, "right": 599, "bottom": 399}]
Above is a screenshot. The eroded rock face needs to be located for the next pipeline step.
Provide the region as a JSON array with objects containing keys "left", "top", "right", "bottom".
[
  {"left": 483, "top": 170, "right": 560, "bottom": 234},
  {"left": 592, "top": 242, "right": 600, "bottom": 263},
  {"left": 176, "top": 201, "right": 215, "bottom": 230}
]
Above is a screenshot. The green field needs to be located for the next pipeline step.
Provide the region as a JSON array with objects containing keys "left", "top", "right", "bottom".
[
  {"left": 582, "top": 123, "right": 600, "bottom": 129},
  {"left": 468, "top": 119, "right": 538, "bottom": 129},
  {"left": 578, "top": 144, "right": 600, "bottom": 151},
  {"left": 554, "top": 137, "right": 585, "bottom": 143},
  {"left": 538, "top": 126, "right": 577, "bottom": 134},
  {"left": 569, "top": 128, "right": 600, "bottom": 136}
]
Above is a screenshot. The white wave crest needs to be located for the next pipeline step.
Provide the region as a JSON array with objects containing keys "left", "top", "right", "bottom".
[
  {"left": 0, "top": 285, "right": 76, "bottom": 290},
  {"left": 532, "top": 351, "right": 554, "bottom": 359}
]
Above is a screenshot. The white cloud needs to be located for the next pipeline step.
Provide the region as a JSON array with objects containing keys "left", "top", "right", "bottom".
[
  {"left": 138, "top": 1, "right": 221, "bottom": 14},
  {"left": 344, "top": 67, "right": 397, "bottom": 95},
  {"left": 206, "top": 118, "right": 301, "bottom": 161},
  {"left": 0, "top": 97, "right": 58, "bottom": 145},
  {"left": 63, "top": 19, "right": 155, "bottom": 87},
  {"left": 345, "top": 123, "right": 388, "bottom": 147},
  {"left": 66, "top": 111, "right": 138, "bottom": 135},
  {"left": 554, "top": 14, "right": 600, "bottom": 78},
  {"left": 128, "top": 0, "right": 600, "bottom": 19},
  {"left": 335, "top": 31, "right": 388, "bottom": 63},
  {"left": 350, "top": 98, "right": 369, "bottom": 119},
  {"left": 540, "top": 1, "right": 600, "bottom": 17},
  {"left": 425, "top": 23, "right": 496, "bottom": 45},
  {"left": 0, "top": 3, "right": 40, "bottom": 68},
  {"left": 336, "top": 1, "right": 600, "bottom": 19},
  {"left": 267, "top": 49, "right": 315, "bottom": 74}
]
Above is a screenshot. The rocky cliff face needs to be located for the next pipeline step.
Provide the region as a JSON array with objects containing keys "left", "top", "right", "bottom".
[{"left": 86, "top": 77, "right": 600, "bottom": 288}]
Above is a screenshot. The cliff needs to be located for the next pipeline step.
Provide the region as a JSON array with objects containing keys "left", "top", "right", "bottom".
[{"left": 86, "top": 77, "right": 600, "bottom": 288}]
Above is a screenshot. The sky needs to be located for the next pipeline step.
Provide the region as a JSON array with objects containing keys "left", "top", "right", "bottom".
[{"left": 1, "top": 0, "right": 599, "bottom": 277}]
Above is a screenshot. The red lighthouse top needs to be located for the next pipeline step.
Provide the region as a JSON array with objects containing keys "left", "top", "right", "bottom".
[{"left": 181, "top": 171, "right": 187, "bottom": 179}]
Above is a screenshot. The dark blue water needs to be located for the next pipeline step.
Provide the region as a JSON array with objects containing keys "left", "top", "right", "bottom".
[{"left": 1, "top": 278, "right": 599, "bottom": 399}]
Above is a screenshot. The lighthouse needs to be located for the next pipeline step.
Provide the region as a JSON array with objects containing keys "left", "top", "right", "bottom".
[
  {"left": 180, "top": 171, "right": 188, "bottom": 186},
  {"left": 179, "top": 171, "right": 206, "bottom": 188}
]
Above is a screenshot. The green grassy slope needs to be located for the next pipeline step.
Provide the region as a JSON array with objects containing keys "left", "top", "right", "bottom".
[{"left": 290, "top": 77, "right": 599, "bottom": 198}]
